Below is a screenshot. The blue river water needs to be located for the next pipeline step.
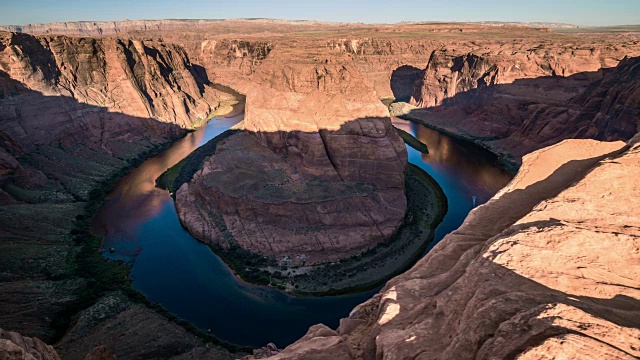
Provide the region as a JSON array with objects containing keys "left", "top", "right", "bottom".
[{"left": 94, "top": 113, "right": 512, "bottom": 347}]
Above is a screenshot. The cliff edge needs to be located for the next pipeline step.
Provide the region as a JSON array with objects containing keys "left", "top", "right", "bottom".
[{"left": 253, "top": 136, "right": 639, "bottom": 359}]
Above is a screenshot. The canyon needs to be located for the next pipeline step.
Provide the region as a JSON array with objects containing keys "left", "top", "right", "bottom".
[{"left": 0, "top": 19, "right": 638, "bottom": 359}]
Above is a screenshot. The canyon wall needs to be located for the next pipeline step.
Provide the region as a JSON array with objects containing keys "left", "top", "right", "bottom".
[
  {"left": 4, "top": 20, "right": 640, "bottom": 107},
  {"left": 0, "top": 32, "right": 226, "bottom": 129},
  {"left": 0, "top": 30, "right": 236, "bottom": 353},
  {"left": 408, "top": 46, "right": 617, "bottom": 108},
  {"left": 0, "top": 19, "right": 360, "bottom": 37},
  {"left": 181, "top": 30, "right": 640, "bottom": 111},
  {"left": 0, "top": 30, "right": 234, "bottom": 206},
  {"left": 0, "top": 20, "right": 232, "bottom": 36},
  {"left": 395, "top": 55, "right": 640, "bottom": 160}
]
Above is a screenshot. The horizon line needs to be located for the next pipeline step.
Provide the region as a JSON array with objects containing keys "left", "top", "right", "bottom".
[{"left": 2, "top": 17, "right": 639, "bottom": 28}]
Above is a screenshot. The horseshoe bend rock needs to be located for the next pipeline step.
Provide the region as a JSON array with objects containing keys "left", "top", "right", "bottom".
[
  {"left": 174, "top": 122, "right": 407, "bottom": 266},
  {"left": 173, "top": 60, "right": 408, "bottom": 266}
]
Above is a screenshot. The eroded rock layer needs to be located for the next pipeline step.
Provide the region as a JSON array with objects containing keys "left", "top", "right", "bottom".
[
  {"left": 176, "top": 124, "right": 407, "bottom": 265},
  {"left": 0, "top": 20, "right": 639, "bottom": 359},
  {"left": 0, "top": 32, "right": 227, "bottom": 129}
]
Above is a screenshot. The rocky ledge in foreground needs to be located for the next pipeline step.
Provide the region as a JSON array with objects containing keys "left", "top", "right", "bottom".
[
  {"left": 254, "top": 135, "right": 640, "bottom": 359},
  {"left": 0, "top": 327, "right": 61, "bottom": 360}
]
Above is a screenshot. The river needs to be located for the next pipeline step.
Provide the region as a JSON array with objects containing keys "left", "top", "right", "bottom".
[{"left": 93, "top": 112, "right": 512, "bottom": 348}]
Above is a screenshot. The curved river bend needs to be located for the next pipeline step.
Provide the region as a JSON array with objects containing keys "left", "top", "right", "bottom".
[{"left": 94, "top": 112, "right": 512, "bottom": 347}]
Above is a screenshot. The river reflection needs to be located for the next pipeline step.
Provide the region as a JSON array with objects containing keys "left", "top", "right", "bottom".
[
  {"left": 393, "top": 117, "right": 512, "bottom": 244},
  {"left": 94, "top": 115, "right": 243, "bottom": 257},
  {"left": 93, "top": 113, "right": 513, "bottom": 348}
]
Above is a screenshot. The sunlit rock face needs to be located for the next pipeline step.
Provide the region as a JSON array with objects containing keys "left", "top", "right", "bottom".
[
  {"left": 1, "top": 20, "right": 640, "bottom": 358},
  {"left": 261, "top": 137, "right": 640, "bottom": 360},
  {"left": 174, "top": 52, "right": 408, "bottom": 265},
  {"left": 409, "top": 47, "right": 616, "bottom": 109},
  {"left": 0, "top": 32, "right": 229, "bottom": 130},
  {"left": 398, "top": 54, "right": 640, "bottom": 163}
]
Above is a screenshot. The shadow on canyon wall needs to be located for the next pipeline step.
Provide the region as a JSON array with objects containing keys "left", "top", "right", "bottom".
[
  {"left": 0, "top": 82, "right": 190, "bottom": 346},
  {"left": 474, "top": 145, "right": 638, "bottom": 331},
  {"left": 434, "top": 258, "right": 640, "bottom": 359},
  {"left": 0, "top": 82, "right": 257, "bottom": 358},
  {"left": 354, "top": 143, "right": 638, "bottom": 359},
  {"left": 390, "top": 65, "right": 423, "bottom": 102}
]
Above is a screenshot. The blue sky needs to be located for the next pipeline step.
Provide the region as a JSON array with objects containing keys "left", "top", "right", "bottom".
[{"left": 1, "top": 0, "right": 638, "bottom": 26}]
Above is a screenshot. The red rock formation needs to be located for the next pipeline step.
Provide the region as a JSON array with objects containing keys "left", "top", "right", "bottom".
[
  {"left": 409, "top": 47, "right": 616, "bottom": 108},
  {"left": 0, "top": 31, "right": 236, "bottom": 342},
  {"left": 571, "top": 56, "right": 640, "bottom": 140},
  {"left": 175, "top": 54, "right": 408, "bottom": 265},
  {"left": 0, "top": 32, "right": 228, "bottom": 130},
  {"left": 411, "top": 51, "right": 499, "bottom": 107},
  {"left": 1, "top": 21, "right": 640, "bottom": 358},
  {"left": 0, "top": 19, "right": 364, "bottom": 37},
  {"left": 0, "top": 31, "right": 235, "bottom": 200}
]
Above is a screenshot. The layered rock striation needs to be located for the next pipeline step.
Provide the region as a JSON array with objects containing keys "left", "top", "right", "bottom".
[
  {"left": 0, "top": 19, "right": 362, "bottom": 37},
  {"left": 0, "top": 32, "right": 227, "bottom": 129},
  {"left": 0, "top": 21, "right": 639, "bottom": 358},
  {"left": 0, "top": 30, "right": 234, "bottom": 202},
  {"left": 411, "top": 51, "right": 499, "bottom": 108}
]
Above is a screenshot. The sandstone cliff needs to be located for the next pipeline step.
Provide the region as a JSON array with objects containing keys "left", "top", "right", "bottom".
[
  {"left": 0, "top": 19, "right": 361, "bottom": 37},
  {"left": 409, "top": 45, "right": 635, "bottom": 108},
  {"left": 0, "top": 30, "right": 234, "bottom": 201},
  {"left": 1, "top": 21, "right": 639, "bottom": 359},
  {"left": 0, "top": 32, "right": 227, "bottom": 129},
  {"left": 257, "top": 136, "right": 639, "bottom": 359},
  {"left": 109, "top": 21, "right": 639, "bottom": 106},
  {"left": 411, "top": 51, "right": 498, "bottom": 108}
]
